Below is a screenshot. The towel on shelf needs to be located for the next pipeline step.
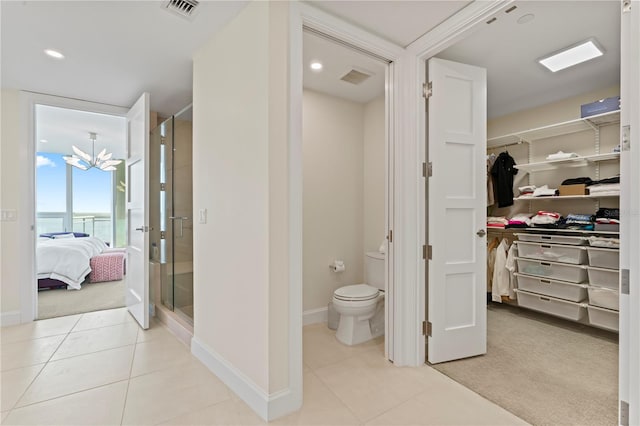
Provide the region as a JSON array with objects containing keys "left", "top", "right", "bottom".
[
  {"left": 532, "top": 185, "right": 557, "bottom": 197},
  {"left": 588, "top": 183, "right": 620, "bottom": 195}
]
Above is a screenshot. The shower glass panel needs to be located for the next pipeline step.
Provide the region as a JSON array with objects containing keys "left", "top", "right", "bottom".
[{"left": 149, "top": 106, "right": 193, "bottom": 324}]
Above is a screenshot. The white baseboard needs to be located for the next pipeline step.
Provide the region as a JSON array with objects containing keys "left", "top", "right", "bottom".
[
  {"left": 303, "top": 307, "right": 328, "bottom": 326},
  {"left": 1, "top": 311, "right": 22, "bottom": 327},
  {"left": 191, "top": 337, "right": 299, "bottom": 421}
]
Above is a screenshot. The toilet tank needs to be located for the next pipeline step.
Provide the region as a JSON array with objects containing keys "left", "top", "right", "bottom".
[{"left": 365, "top": 252, "right": 385, "bottom": 290}]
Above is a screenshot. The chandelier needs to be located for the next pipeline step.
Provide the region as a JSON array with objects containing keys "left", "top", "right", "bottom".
[{"left": 63, "top": 132, "right": 122, "bottom": 171}]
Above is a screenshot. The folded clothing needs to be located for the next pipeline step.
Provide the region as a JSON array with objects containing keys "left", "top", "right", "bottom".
[
  {"left": 562, "top": 177, "right": 593, "bottom": 186},
  {"left": 595, "top": 218, "right": 620, "bottom": 224},
  {"left": 487, "top": 217, "right": 508, "bottom": 228},
  {"left": 565, "top": 213, "right": 593, "bottom": 225},
  {"left": 547, "top": 151, "right": 578, "bottom": 160},
  {"left": 508, "top": 213, "right": 532, "bottom": 226},
  {"left": 531, "top": 211, "right": 561, "bottom": 225},
  {"left": 593, "top": 175, "right": 620, "bottom": 185},
  {"left": 596, "top": 207, "right": 620, "bottom": 219},
  {"left": 532, "top": 185, "right": 558, "bottom": 197},
  {"left": 589, "top": 183, "right": 620, "bottom": 194},
  {"left": 518, "top": 185, "right": 536, "bottom": 196}
]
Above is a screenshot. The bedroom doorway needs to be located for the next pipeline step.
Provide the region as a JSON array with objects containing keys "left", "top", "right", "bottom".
[{"left": 35, "top": 104, "right": 127, "bottom": 319}]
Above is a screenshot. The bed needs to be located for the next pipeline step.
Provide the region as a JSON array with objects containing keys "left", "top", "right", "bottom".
[{"left": 37, "top": 236, "right": 108, "bottom": 290}]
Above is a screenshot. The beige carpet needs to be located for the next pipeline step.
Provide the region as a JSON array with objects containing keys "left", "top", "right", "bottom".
[
  {"left": 432, "top": 303, "right": 618, "bottom": 426},
  {"left": 38, "top": 279, "right": 126, "bottom": 319}
]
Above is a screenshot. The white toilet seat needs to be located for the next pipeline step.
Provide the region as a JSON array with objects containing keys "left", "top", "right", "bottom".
[{"left": 333, "top": 284, "right": 379, "bottom": 302}]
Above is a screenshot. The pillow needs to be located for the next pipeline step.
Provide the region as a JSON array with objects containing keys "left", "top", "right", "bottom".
[{"left": 53, "top": 233, "right": 75, "bottom": 239}]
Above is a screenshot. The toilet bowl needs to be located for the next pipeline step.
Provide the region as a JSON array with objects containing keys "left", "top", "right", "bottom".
[{"left": 332, "top": 252, "right": 385, "bottom": 346}]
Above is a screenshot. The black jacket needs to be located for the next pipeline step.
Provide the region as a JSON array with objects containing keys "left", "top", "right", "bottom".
[{"left": 490, "top": 152, "right": 518, "bottom": 208}]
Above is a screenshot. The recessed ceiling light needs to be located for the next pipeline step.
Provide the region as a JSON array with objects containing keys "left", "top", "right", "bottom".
[
  {"left": 310, "top": 61, "right": 323, "bottom": 71},
  {"left": 40, "top": 139, "right": 48, "bottom": 143},
  {"left": 517, "top": 14, "right": 535, "bottom": 24},
  {"left": 538, "top": 39, "right": 604, "bottom": 72},
  {"left": 44, "top": 49, "right": 64, "bottom": 59}
]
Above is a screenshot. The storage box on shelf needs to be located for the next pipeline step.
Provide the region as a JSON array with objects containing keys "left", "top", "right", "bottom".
[
  {"left": 516, "top": 241, "right": 587, "bottom": 264},
  {"left": 586, "top": 247, "right": 619, "bottom": 269},
  {"left": 515, "top": 257, "right": 588, "bottom": 283},
  {"left": 587, "top": 305, "right": 619, "bottom": 332},
  {"left": 586, "top": 266, "right": 619, "bottom": 289},
  {"left": 514, "top": 289, "right": 587, "bottom": 321},
  {"left": 514, "top": 273, "right": 587, "bottom": 302}
]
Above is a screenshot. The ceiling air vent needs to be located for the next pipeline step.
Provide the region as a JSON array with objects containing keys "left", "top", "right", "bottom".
[
  {"left": 340, "top": 69, "right": 372, "bottom": 85},
  {"left": 162, "top": 0, "right": 200, "bottom": 20}
]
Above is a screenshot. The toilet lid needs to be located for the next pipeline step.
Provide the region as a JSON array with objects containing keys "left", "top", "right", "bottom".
[{"left": 334, "top": 284, "right": 379, "bottom": 301}]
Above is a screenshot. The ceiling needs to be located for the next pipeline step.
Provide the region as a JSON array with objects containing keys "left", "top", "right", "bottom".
[
  {"left": 436, "top": 1, "right": 620, "bottom": 118},
  {"left": 2, "top": 1, "right": 623, "bottom": 150},
  {"left": 303, "top": 31, "right": 387, "bottom": 104}
]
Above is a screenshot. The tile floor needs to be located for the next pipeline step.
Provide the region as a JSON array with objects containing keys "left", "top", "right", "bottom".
[{"left": 1, "top": 308, "right": 528, "bottom": 425}]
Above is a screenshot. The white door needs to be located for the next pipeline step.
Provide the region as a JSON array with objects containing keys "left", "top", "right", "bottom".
[
  {"left": 427, "top": 58, "right": 487, "bottom": 364},
  {"left": 125, "top": 93, "right": 150, "bottom": 329}
]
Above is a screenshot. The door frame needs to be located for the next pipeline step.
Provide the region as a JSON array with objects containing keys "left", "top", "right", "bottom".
[
  {"left": 20, "top": 91, "right": 128, "bottom": 322},
  {"left": 292, "top": 2, "right": 405, "bottom": 365}
]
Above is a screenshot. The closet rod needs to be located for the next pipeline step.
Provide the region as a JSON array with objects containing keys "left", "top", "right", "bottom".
[{"left": 489, "top": 139, "right": 530, "bottom": 152}]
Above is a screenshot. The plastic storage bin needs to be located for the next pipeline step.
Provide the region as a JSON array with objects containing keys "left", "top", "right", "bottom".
[
  {"left": 517, "top": 241, "right": 587, "bottom": 265},
  {"left": 515, "top": 273, "right": 587, "bottom": 302},
  {"left": 586, "top": 247, "right": 619, "bottom": 269},
  {"left": 515, "top": 233, "right": 587, "bottom": 246},
  {"left": 515, "top": 289, "right": 587, "bottom": 321},
  {"left": 587, "top": 266, "right": 619, "bottom": 289},
  {"left": 587, "top": 305, "right": 619, "bottom": 332},
  {"left": 587, "top": 286, "right": 619, "bottom": 311},
  {"left": 516, "top": 258, "right": 588, "bottom": 283}
]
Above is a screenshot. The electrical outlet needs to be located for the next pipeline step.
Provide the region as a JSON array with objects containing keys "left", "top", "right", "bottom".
[{"left": 199, "top": 208, "right": 207, "bottom": 224}]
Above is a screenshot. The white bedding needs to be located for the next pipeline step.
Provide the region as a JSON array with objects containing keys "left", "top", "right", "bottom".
[{"left": 37, "top": 236, "right": 107, "bottom": 289}]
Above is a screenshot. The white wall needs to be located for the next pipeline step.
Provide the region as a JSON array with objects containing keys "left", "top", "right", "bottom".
[
  {"left": 302, "top": 90, "right": 364, "bottom": 312},
  {"left": 1, "top": 89, "right": 22, "bottom": 324},
  {"left": 302, "top": 91, "right": 385, "bottom": 314},
  {"left": 191, "top": 0, "right": 293, "bottom": 418},
  {"left": 364, "top": 95, "right": 386, "bottom": 254}
]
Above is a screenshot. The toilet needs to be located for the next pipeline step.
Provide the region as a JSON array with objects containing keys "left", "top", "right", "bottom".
[{"left": 332, "top": 251, "right": 385, "bottom": 345}]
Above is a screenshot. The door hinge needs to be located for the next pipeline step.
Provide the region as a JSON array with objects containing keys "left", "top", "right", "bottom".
[
  {"left": 422, "top": 162, "right": 433, "bottom": 177},
  {"left": 160, "top": 182, "right": 166, "bottom": 191},
  {"left": 388, "top": 229, "right": 393, "bottom": 243},
  {"left": 422, "top": 321, "right": 432, "bottom": 337},
  {"left": 422, "top": 81, "right": 433, "bottom": 99},
  {"left": 622, "top": 125, "right": 631, "bottom": 151},
  {"left": 623, "top": 0, "right": 631, "bottom": 13},
  {"left": 422, "top": 245, "right": 432, "bottom": 260},
  {"left": 620, "top": 400, "right": 629, "bottom": 426},
  {"left": 160, "top": 230, "right": 166, "bottom": 239},
  {"left": 621, "top": 269, "right": 630, "bottom": 295}
]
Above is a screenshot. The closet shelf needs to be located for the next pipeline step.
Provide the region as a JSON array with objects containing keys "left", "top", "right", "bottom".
[
  {"left": 514, "top": 193, "right": 620, "bottom": 201},
  {"left": 487, "top": 110, "right": 620, "bottom": 148},
  {"left": 516, "top": 152, "right": 620, "bottom": 172}
]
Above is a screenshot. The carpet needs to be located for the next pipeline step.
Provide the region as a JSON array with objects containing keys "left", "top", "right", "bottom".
[
  {"left": 432, "top": 303, "right": 618, "bottom": 426},
  {"left": 38, "top": 279, "right": 126, "bottom": 320}
]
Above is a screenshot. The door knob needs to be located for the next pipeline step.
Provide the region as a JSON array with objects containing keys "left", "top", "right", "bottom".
[{"left": 476, "top": 229, "right": 486, "bottom": 237}]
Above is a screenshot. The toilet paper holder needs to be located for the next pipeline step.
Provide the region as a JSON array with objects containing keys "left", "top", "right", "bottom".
[{"left": 329, "top": 260, "right": 345, "bottom": 272}]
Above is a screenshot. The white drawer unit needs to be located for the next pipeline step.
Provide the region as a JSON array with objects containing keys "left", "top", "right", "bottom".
[
  {"left": 587, "top": 286, "right": 619, "bottom": 311},
  {"left": 587, "top": 305, "right": 619, "bottom": 332},
  {"left": 516, "top": 257, "right": 588, "bottom": 283},
  {"left": 586, "top": 266, "right": 619, "bottom": 290},
  {"left": 515, "top": 233, "right": 587, "bottom": 246},
  {"left": 515, "top": 289, "right": 587, "bottom": 321},
  {"left": 586, "top": 247, "right": 619, "bottom": 269},
  {"left": 515, "top": 273, "right": 587, "bottom": 302},
  {"left": 517, "top": 241, "right": 588, "bottom": 265}
]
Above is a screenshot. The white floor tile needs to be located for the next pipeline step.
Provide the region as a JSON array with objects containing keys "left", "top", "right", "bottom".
[
  {"left": 72, "top": 307, "right": 136, "bottom": 332},
  {"left": 0, "top": 315, "right": 80, "bottom": 345},
  {"left": 16, "top": 345, "right": 134, "bottom": 407},
  {"left": 313, "top": 347, "right": 430, "bottom": 422},
  {"left": 1, "top": 410, "right": 9, "bottom": 424},
  {"left": 366, "top": 368, "right": 529, "bottom": 425},
  {"left": 130, "top": 333, "right": 192, "bottom": 377},
  {"left": 161, "top": 398, "right": 266, "bottom": 425},
  {"left": 51, "top": 322, "right": 138, "bottom": 361},
  {"left": 0, "top": 364, "right": 44, "bottom": 412},
  {"left": 136, "top": 318, "right": 172, "bottom": 343},
  {"left": 272, "top": 372, "right": 361, "bottom": 425},
  {"left": 122, "top": 360, "right": 231, "bottom": 425},
  {"left": 4, "top": 381, "right": 128, "bottom": 425},
  {"left": 0, "top": 335, "right": 65, "bottom": 371}
]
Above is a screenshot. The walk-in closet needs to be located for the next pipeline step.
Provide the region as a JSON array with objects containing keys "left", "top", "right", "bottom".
[{"left": 430, "top": 2, "right": 620, "bottom": 425}]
